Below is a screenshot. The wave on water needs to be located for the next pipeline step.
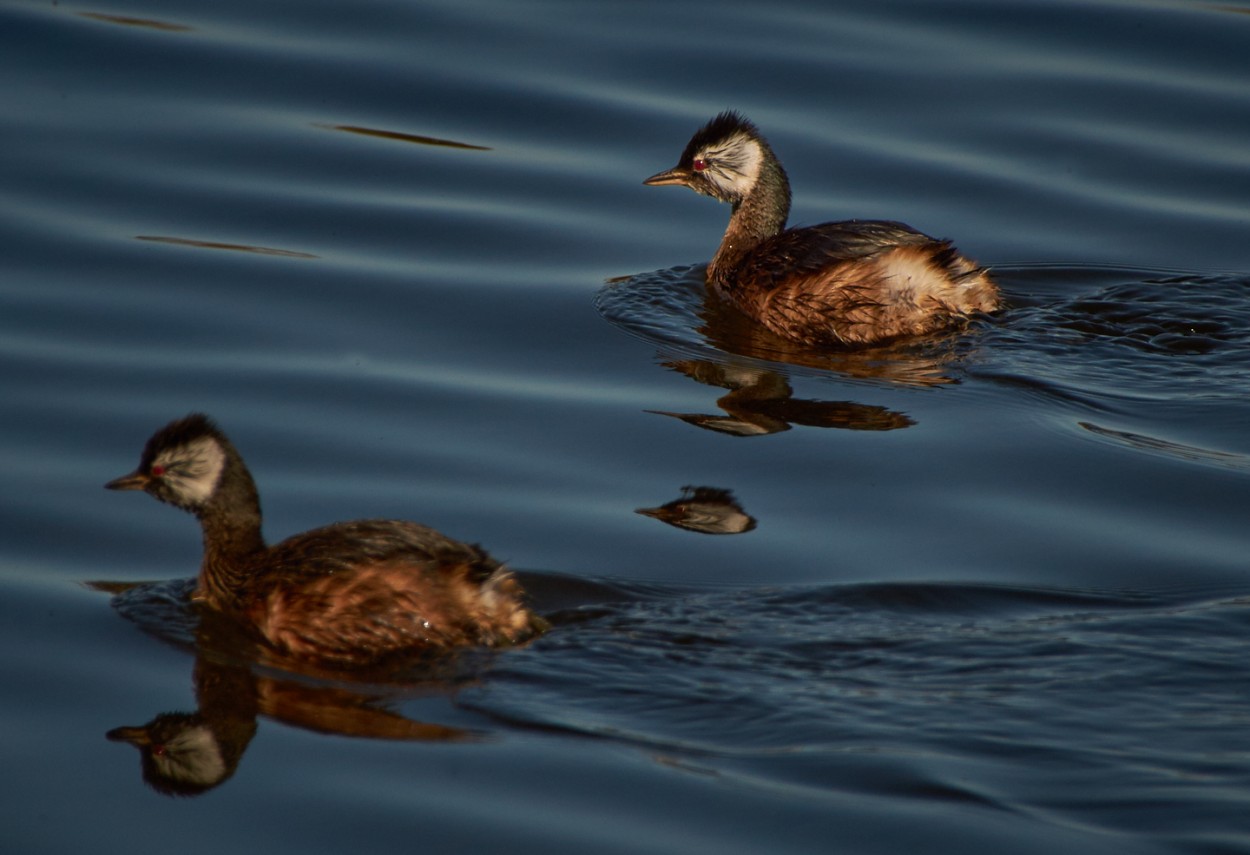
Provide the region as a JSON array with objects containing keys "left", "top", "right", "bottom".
[{"left": 598, "top": 264, "right": 1250, "bottom": 393}]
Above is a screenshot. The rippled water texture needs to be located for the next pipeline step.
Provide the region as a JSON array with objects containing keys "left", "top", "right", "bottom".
[{"left": 2, "top": 1, "right": 1249, "bottom": 853}]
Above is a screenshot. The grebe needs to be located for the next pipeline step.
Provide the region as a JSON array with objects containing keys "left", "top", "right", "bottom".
[
  {"left": 636, "top": 486, "right": 757, "bottom": 535},
  {"left": 105, "top": 414, "right": 543, "bottom": 666},
  {"left": 644, "top": 111, "right": 1000, "bottom": 346}
]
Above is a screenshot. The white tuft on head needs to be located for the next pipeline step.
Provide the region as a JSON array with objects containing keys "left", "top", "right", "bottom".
[
  {"left": 697, "top": 131, "right": 763, "bottom": 201},
  {"left": 153, "top": 435, "right": 226, "bottom": 505}
]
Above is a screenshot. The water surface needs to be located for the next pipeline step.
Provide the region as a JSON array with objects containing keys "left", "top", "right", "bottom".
[{"left": 2, "top": 1, "right": 1249, "bottom": 853}]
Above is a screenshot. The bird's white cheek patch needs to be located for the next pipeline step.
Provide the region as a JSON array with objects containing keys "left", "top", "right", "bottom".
[
  {"left": 155, "top": 724, "right": 227, "bottom": 787},
  {"left": 702, "top": 132, "right": 763, "bottom": 199},
  {"left": 154, "top": 436, "right": 225, "bottom": 504}
]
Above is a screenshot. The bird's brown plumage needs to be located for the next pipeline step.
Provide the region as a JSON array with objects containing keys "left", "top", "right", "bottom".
[
  {"left": 106, "top": 414, "right": 544, "bottom": 667},
  {"left": 645, "top": 111, "right": 1000, "bottom": 346}
]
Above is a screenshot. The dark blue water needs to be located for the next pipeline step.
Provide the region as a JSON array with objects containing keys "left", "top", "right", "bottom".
[{"left": 3, "top": 1, "right": 1249, "bottom": 852}]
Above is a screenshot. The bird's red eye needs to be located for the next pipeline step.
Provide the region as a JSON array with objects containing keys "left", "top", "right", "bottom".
[
  {"left": 692, "top": 158, "right": 707, "bottom": 172},
  {"left": 150, "top": 465, "right": 166, "bottom": 477}
]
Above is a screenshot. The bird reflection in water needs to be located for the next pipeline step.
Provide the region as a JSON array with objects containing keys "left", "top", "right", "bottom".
[
  {"left": 597, "top": 264, "right": 984, "bottom": 436},
  {"left": 636, "top": 486, "right": 757, "bottom": 535},
  {"left": 598, "top": 263, "right": 977, "bottom": 385},
  {"left": 651, "top": 359, "right": 915, "bottom": 436},
  {"left": 91, "top": 581, "right": 476, "bottom": 797}
]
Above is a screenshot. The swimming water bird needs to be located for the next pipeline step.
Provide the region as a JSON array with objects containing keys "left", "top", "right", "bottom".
[
  {"left": 644, "top": 111, "right": 1000, "bottom": 346},
  {"left": 105, "top": 414, "right": 543, "bottom": 667}
]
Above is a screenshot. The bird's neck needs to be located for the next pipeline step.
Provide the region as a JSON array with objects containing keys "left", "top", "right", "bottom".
[
  {"left": 708, "top": 158, "right": 791, "bottom": 292},
  {"left": 193, "top": 464, "right": 266, "bottom": 609}
]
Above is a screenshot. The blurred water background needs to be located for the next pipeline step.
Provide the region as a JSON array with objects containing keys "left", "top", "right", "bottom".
[{"left": 2, "top": 1, "right": 1249, "bottom": 852}]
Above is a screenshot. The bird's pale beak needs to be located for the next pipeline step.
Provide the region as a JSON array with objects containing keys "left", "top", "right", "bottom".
[
  {"left": 106, "top": 725, "right": 152, "bottom": 746},
  {"left": 643, "top": 166, "right": 692, "bottom": 187},
  {"left": 105, "top": 470, "right": 149, "bottom": 491}
]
